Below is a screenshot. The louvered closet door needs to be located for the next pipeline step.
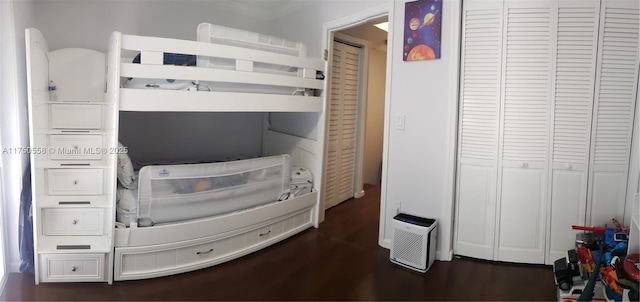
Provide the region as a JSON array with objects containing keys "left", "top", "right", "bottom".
[
  {"left": 547, "top": 0, "right": 600, "bottom": 264},
  {"left": 454, "top": 0, "right": 503, "bottom": 261},
  {"left": 587, "top": 0, "right": 640, "bottom": 226},
  {"left": 496, "top": 0, "right": 556, "bottom": 264},
  {"left": 324, "top": 40, "right": 361, "bottom": 209}
]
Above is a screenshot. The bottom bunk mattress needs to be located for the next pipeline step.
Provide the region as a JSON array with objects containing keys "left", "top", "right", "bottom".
[{"left": 117, "top": 154, "right": 294, "bottom": 227}]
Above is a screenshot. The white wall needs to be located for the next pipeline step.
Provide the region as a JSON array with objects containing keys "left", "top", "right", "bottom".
[
  {"left": 380, "top": 0, "right": 460, "bottom": 259},
  {"left": 271, "top": 0, "right": 461, "bottom": 260},
  {"left": 31, "top": 0, "right": 272, "bottom": 52},
  {"left": 363, "top": 48, "right": 387, "bottom": 185},
  {"left": 3, "top": 0, "right": 35, "bottom": 273}
]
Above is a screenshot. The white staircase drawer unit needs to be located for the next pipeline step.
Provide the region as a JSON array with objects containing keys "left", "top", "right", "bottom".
[
  {"left": 40, "top": 254, "right": 105, "bottom": 282},
  {"left": 43, "top": 208, "right": 104, "bottom": 236},
  {"left": 46, "top": 168, "right": 104, "bottom": 195},
  {"left": 49, "top": 135, "right": 103, "bottom": 160},
  {"left": 50, "top": 104, "right": 103, "bottom": 129}
]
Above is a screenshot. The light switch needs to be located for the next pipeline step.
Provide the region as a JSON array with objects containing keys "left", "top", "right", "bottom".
[{"left": 396, "top": 115, "right": 405, "bottom": 130}]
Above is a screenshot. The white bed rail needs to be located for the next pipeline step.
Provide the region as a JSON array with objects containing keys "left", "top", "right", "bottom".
[{"left": 109, "top": 32, "right": 326, "bottom": 112}]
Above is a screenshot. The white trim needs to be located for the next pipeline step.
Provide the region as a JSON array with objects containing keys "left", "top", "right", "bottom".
[
  {"left": 319, "top": 3, "right": 392, "bottom": 241},
  {"left": 442, "top": 0, "right": 463, "bottom": 262}
]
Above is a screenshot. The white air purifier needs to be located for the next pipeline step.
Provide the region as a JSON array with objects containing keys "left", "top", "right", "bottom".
[{"left": 390, "top": 213, "right": 437, "bottom": 273}]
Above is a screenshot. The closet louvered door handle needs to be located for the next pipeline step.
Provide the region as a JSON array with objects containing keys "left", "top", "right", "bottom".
[
  {"left": 519, "top": 162, "right": 528, "bottom": 168},
  {"left": 196, "top": 248, "right": 213, "bottom": 255},
  {"left": 565, "top": 164, "right": 572, "bottom": 170}
]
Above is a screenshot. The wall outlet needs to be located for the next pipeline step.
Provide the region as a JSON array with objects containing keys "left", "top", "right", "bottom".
[
  {"left": 393, "top": 201, "right": 401, "bottom": 214},
  {"left": 396, "top": 115, "right": 405, "bottom": 130}
]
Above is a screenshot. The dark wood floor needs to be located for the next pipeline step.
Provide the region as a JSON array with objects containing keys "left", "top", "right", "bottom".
[{"left": 1, "top": 184, "right": 558, "bottom": 301}]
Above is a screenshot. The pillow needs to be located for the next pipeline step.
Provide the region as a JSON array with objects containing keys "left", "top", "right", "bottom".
[{"left": 117, "top": 142, "right": 137, "bottom": 189}]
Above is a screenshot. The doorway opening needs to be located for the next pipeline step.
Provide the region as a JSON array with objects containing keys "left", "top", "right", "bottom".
[{"left": 323, "top": 16, "right": 389, "bottom": 213}]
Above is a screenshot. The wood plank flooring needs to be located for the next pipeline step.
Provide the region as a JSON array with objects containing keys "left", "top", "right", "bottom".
[{"left": 0, "top": 184, "right": 558, "bottom": 301}]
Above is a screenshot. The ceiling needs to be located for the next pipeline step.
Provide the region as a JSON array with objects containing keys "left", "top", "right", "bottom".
[{"left": 183, "top": 0, "right": 320, "bottom": 21}]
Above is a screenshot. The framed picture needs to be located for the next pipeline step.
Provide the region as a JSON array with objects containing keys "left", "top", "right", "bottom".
[{"left": 403, "top": 0, "right": 442, "bottom": 61}]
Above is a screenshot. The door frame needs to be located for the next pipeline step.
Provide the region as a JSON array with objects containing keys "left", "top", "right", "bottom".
[{"left": 318, "top": 2, "right": 393, "bottom": 234}]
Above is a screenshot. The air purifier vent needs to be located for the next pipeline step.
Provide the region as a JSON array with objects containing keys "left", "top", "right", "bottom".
[{"left": 392, "top": 228, "right": 425, "bottom": 268}]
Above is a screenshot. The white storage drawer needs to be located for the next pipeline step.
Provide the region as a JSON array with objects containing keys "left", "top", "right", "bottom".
[
  {"left": 245, "top": 220, "right": 284, "bottom": 247},
  {"left": 43, "top": 208, "right": 104, "bottom": 236},
  {"left": 50, "top": 104, "right": 103, "bottom": 129},
  {"left": 40, "top": 254, "right": 105, "bottom": 282},
  {"left": 114, "top": 209, "right": 314, "bottom": 281},
  {"left": 46, "top": 168, "right": 104, "bottom": 196},
  {"left": 49, "top": 135, "right": 103, "bottom": 160}
]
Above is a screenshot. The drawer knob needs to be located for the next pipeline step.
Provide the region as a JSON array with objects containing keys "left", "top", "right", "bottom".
[
  {"left": 72, "top": 219, "right": 78, "bottom": 225},
  {"left": 73, "top": 180, "right": 79, "bottom": 185},
  {"left": 259, "top": 230, "right": 271, "bottom": 237},
  {"left": 71, "top": 266, "right": 77, "bottom": 272},
  {"left": 196, "top": 248, "right": 214, "bottom": 255}
]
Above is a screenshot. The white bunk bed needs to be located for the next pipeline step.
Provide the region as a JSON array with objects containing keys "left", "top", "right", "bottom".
[{"left": 108, "top": 24, "right": 325, "bottom": 281}]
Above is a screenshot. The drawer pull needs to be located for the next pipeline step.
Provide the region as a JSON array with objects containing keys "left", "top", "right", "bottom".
[
  {"left": 60, "top": 163, "right": 91, "bottom": 166},
  {"left": 59, "top": 201, "right": 91, "bottom": 205},
  {"left": 71, "top": 266, "right": 77, "bottom": 272},
  {"left": 57, "top": 245, "right": 90, "bottom": 250},
  {"left": 196, "top": 248, "right": 214, "bottom": 255},
  {"left": 61, "top": 130, "right": 91, "bottom": 133},
  {"left": 73, "top": 180, "right": 79, "bottom": 185},
  {"left": 72, "top": 219, "right": 78, "bottom": 225},
  {"left": 259, "top": 230, "right": 271, "bottom": 237}
]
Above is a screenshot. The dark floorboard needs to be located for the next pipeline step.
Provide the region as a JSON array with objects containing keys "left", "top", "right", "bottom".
[{"left": 0, "top": 184, "right": 558, "bottom": 301}]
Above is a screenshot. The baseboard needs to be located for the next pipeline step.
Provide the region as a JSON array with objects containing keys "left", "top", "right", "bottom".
[
  {"left": 9, "top": 261, "right": 20, "bottom": 273},
  {"left": 379, "top": 238, "right": 391, "bottom": 249},
  {"left": 436, "top": 249, "right": 454, "bottom": 261},
  {"left": 0, "top": 273, "right": 6, "bottom": 297}
]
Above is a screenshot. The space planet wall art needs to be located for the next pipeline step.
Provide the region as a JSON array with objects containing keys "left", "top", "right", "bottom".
[{"left": 403, "top": 0, "right": 442, "bottom": 61}]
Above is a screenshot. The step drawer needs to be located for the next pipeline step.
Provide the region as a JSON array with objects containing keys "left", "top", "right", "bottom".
[
  {"left": 50, "top": 104, "right": 103, "bottom": 129},
  {"left": 46, "top": 168, "right": 104, "bottom": 196},
  {"left": 40, "top": 254, "right": 105, "bottom": 282},
  {"left": 49, "top": 134, "right": 103, "bottom": 160},
  {"left": 43, "top": 208, "right": 104, "bottom": 236}
]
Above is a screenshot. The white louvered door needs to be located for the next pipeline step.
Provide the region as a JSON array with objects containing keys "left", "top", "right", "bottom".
[
  {"left": 547, "top": 0, "right": 601, "bottom": 264},
  {"left": 455, "top": 0, "right": 503, "bottom": 261},
  {"left": 324, "top": 40, "right": 361, "bottom": 209},
  {"left": 456, "top": 0, "right": 638, "bottom": 265},
  {"left": 495, "top": 0, "right": 556, "bottom": 264},
  {"left": 587, "top": 0, "right": 639, "bottom": 227}
]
